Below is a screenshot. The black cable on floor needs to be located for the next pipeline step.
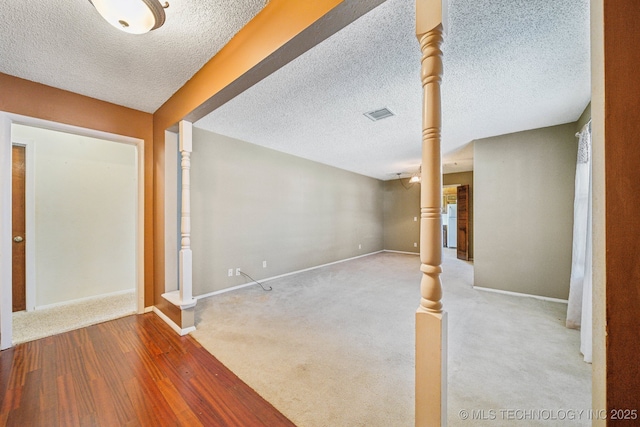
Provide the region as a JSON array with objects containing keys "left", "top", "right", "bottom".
[{"left": 239, "top": 271, "right": 272, "bottom": 291}]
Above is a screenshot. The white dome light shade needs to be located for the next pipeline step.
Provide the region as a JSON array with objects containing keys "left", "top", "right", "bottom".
[{"left": 89, "top": 0, "right": 167, "bottom": 35}]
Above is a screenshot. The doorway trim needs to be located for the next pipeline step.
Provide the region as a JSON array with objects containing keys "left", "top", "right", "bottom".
[{"left": 0, "top": 112, "right": 145, "bottom": 350}]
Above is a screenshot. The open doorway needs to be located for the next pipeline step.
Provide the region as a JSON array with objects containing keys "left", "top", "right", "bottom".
[
  {"left": 443, "top": 172, "right": 473, "bottom": 262},
  {"left": 0, "top": 114, "right": 145, "bottom": 349},
  {"left": 12, "top": 124, "right": 138, "bottom": 343}
]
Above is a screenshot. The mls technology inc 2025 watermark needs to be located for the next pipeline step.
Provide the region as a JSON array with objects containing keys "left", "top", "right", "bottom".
[{"left": 457, "top": 408, "right": 637, "bottom": 422}]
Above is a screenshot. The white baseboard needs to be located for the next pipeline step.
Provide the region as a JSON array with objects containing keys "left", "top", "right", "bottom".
[
  {"left": 195, "top": 250, "right": 384, "bottom": 301},
  {"left": 143, "top": 306, "right": 154, "bottom": 313},
  {"left": 383, "top": 249, "right": 420, "bottom": 255},
  {"left": 152, "top": 306, "right": 196, "bottom": 336},
  {"left": 35, "top": 288, "right": 135, "bottom": 311},
  {"left": 196, "top": 282, "right": 262, "bottom": 300},
  {"left": 473, "top": 286, "right": 568, "bottom": 304}
]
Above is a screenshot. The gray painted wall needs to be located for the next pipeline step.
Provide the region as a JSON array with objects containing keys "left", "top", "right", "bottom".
[
  {"left": 474, "top": 123, "right": 578, "bottom": 299},
  {"left": 190, "top": 128, "right": 384, "bottom": 296},
  {"left": 383, "top": 179, "right": 420, "bottom": 253}
]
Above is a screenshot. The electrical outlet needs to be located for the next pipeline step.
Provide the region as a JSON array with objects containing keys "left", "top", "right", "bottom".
[
  {"left": 358, "top": 244, "right": 362, "bottom": 249},
  {"left": 414, "top": 216, "right": 418, "bottom": 222},
  {"left": 236, "top": 268, "right": 241, "bottom": 276},
  {"left": 228, "top": 268, "right": 233, "bottom": 277},
  {"left": 263, "top": 261, "right": 267, "bottom": 268},
  {"left": 414, "top": 242, "right": 418, "bottom": 247}
]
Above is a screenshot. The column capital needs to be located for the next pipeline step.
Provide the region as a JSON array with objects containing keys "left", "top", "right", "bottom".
[
  {"left": 416, "top": 0, "right": 444, "bottom": 37},
  {"left": 179, "top": 120, "right": 192, "bottom": 153}
]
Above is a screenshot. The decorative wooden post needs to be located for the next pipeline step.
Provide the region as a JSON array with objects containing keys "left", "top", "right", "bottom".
[
  {"left": 163, "top": 121, "right": 197, "bottom": 317},
  {"left": 415, "top": 0, "right": 447, "bottom": 426},
  {"left": 178, "top": 120, "right": 194, "bottom": 305}
]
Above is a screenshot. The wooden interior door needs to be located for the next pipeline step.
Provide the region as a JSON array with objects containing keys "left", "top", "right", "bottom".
[
  {"left": 12, "top": 145, "right": 26, "bottom": 312},
  {"left": 456, "top": 184, "right": 469, "bottom": 261}
]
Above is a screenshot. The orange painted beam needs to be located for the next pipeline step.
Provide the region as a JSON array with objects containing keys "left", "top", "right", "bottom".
[
  {"left": 152, "top": 0, "right": 345, "bottom": 326},
  {"left": 153, "top": 0, "right": 342, "bottom": 129},
  {"left": 0, "top": 73, "right": 152, "bottom": 139},
  {"left": 603, "top": 0, "right": 640, "bottom": 417}
]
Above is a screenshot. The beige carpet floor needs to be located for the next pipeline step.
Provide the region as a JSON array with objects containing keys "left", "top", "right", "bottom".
[
  {"left": 191, "top": 250, "right": 591, "bottom": 427},
  {"left": 12, "top": 290, "right": 136, "bottom": 345}
]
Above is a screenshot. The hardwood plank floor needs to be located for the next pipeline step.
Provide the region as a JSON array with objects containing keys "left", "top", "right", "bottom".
[{"left": 0, "top": 313, "right": 296, "bottom": 427}]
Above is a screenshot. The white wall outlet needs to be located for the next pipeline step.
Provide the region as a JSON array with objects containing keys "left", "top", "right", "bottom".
[
  {"left": 228, "top": 268, "right": 233, "bottom": 277},
  {"left": 414, "top": 242, "right": 418, "bottom": 247},
  {"left": 414, "top": 216, "right": 418, "bottom": 222},
  {"left": 263, "top": 261, "right": 267, "bottom": 268},
  {"left": 358, "top": 244, "right": 362, "bottom": 249},
  {"left": 236, "top": 268, "right": 241, "bottom": 276}
]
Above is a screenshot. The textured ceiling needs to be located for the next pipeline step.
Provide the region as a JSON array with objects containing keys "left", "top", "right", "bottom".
[
  {"left": 195, "top": 0, "right": 591, "bottom": 179},
  {"left": 0, "top": 0, "right": 266, "bottom": 113},
  {"left": 0, "top": 0, "right": 590, "bottom": 180}
]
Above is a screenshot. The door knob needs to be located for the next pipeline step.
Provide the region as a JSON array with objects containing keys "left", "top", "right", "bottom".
[{"left": 13, "top": 236, "right": 23, "bottom": 243}]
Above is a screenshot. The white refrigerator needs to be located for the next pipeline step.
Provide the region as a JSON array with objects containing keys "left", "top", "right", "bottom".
[{"left": 447, "top": 204, "right": 457, "bottom": 248}]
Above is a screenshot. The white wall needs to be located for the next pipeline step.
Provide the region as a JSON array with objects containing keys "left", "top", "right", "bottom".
[
  {"left": 474, "top": 123, "right": 577, "bottom": 300},
  {"left": 12, "top": 124, "right": 137, "bottom": 307}
]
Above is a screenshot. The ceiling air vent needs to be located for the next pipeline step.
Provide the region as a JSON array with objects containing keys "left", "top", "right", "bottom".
[{"left": 364, "top": 107, "right": 394, "bottom": 121}]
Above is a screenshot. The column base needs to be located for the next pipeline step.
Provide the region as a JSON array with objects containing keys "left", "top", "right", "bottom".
[
  {"left": 416, "top": 309, "right": 448, "bottom": 427},
  {"left": 152, "top": 306, "right": 196, "bottom": 336},
  {"left": 162, "top": 290, "right": 197, "bottom": 310}
]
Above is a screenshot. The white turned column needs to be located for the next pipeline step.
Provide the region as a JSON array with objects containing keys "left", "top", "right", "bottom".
[
  {"left": 415, "top": 0, "right": 447, "bottom": 426},
  {"left": 179, "top": 120, "right": 193, "bottom": 304},
  {"left": 162, "top": 120, "right": 197, "bottom": 312}
]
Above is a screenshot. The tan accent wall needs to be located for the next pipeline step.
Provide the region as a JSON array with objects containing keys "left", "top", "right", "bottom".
[
  {"left": 190, "top": 128, "right": 384, "bottom": 294},
  {"left": 443, "top": 171, "right": 474, "bottom": 259},
  {"left": 382, "top": 179, "right": 420, "bottom": 253},
  {"left": 0, "top": 73, "right": 155, "bottom": 307},
  {"left": 474, "top": 123, "right": 577, "bottom": 299}
]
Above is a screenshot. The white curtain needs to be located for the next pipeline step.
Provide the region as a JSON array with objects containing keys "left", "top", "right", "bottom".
[{"left": 566, "top": 121, "right": 592, "bottom": 363}]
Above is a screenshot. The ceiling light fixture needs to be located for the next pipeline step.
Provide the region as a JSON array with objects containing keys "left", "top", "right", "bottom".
[
  {"left": 409, "top": 165, "right": 422, "bottom": 183},
  {"left": 89, "top": 0, "right": 169, "bottom": 34},
  {"left": 396, "top": 165, "right": 421, "bottom": 190}
]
